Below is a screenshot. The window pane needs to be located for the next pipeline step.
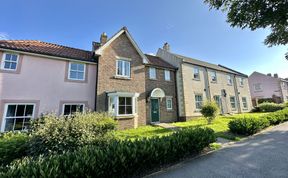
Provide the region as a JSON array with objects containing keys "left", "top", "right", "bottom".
[
  {"left": 10, "top": 62, "right": 17, "bottom": 69},
  {"left": 64, "top": 105, "right": 71, "bottom": 115},
  {"left": 25, "top": 105, "right": 34, "bottom": 116},
  {"left": 70, "top": 63, "right": 78, "bottom": 70},
  {"left": 6, "top": 105, "right": 16, "bottom": 117},
  {"left": 117, "top": 61, "right": 123, "bottom": 75},
  {"left": 119, "top": 106, "right": 125, "bottom": 114},
  {"left": 4, "top": 62, "right": 11, "bottom": 69},
  {"left": 23, "top": 118, "right": 31, "bottom": 130},
  {"left": 126, "top": 97, "right": 132, "bottom": 105},
  {"left": 11, "top": 55, "right": 18, "bottom": 61},
  {"left": 16, "top": 105, "right": 25, "bottom": 116},
  {"left": 78, "top": 105, "right": 84, "bottom": 112},
  {"left": 77, "top": 72, "right": 84, "bottom": 80},
  {"left": 78, "top": 64, "right": 84, "bottom": 71},
  {"left": 124, "top": 62, "right": 130, "bottom": 76},
  {"left": 14, "top": 118, "right": 24, "bottom": 130},
  {"left": 4, "top": 119, "right": 14, "bottom": 131},
  {"left": 119, "top": 97, "right": 125, "bottom": 105},
  {"left": 126, "top": 106, "right": 132, "bottom": 114},
  {"left": 71, "top": 105, "right": 77, "bottom": 113},
  {"left": 5, "top": 54, "right": 11, "bottom": 60},
  {"left": 70, "top": 71, "right": 77, "bottom": 79}
]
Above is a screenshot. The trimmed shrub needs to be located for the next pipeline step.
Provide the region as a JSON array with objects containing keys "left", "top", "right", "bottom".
[
  {"left": 228, "top": 116, "right": 270, "bottom": 135},
  {"left": 0, "top": 128, "right": 216, "bottom": 178},
  {"left": 201, "top": 101, "right": 219, "bottom": 124},
  {"left": 29, "top": 112, "right": 117, "bottom": 156},
  {"left": 0, "top": 132, "right": 29, "bottom": 166},
  {"left": 257, "top": 102, "right": 284, "bottom": 112},
  {"left": 263, "top": 108, "right": 288, "bottom": 125}
]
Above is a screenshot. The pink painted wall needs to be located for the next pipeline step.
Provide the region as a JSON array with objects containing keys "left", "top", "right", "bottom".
[
  {"left": 248, "top": 72, "right": 282, "bottom": 99},
  {"left": 0, "top": 51, "right": 97, "bottom": 124}
]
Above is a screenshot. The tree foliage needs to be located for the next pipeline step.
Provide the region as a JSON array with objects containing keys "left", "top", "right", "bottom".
[{"left": 204, "top": 0, "right": 288, "bottom": 46}]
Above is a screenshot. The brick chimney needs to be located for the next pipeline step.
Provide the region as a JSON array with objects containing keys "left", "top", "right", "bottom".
[
  {"left": 163, "top": 42, "right": 170, "bottom": 52},
  {"left": 100, "top": 32, "right": 108, "bottom": 45},
  {"left": 274, "top": 73, "right": 278, "bottom": 78},
  {"left": 267, "top": 73, "right": 272, "bottom": 77}
]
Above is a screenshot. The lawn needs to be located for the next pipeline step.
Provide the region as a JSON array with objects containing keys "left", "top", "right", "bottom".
[{"left": 115, "top": 112, "right": 270, "bottom": 140}]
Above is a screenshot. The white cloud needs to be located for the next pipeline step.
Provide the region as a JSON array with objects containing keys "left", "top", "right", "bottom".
[{"left": 0, "top": 32, "right": 9, "bottom": 40}]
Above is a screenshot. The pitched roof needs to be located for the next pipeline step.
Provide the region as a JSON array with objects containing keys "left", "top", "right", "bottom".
[
  {"left": 145, "top": 54, "right": 177, "bottom": 70},
  {"left": 0, "top": 40, "right": 95, "bottom": 62}
]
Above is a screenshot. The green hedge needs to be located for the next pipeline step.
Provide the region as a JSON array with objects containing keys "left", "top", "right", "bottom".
[
  {"left": 263, "top": 108, "right": 288, "bottom": 125},
  {"left": 257, "top": 102, "right": 285, "bottom": 112},
  {"left": 1, "top": 127, "right": 216, "bottom": 178},
  {"left": 228, "top": 116, "right": 270, "bottom": 135},
  {"left": 0, "top": 132, "right": 29, "bottom": 166}
]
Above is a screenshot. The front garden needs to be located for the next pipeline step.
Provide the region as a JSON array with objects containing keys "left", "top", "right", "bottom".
[{"left": 0, "top": 102, "right": 287, "bottom": 177}]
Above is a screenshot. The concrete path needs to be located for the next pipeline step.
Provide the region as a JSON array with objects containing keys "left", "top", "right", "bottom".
[
  {"left": 147, "top": 122, "right": 288, "bottom": 178},
  {"left": 154, "top": 123, "right": 180, "bottom": 131}
]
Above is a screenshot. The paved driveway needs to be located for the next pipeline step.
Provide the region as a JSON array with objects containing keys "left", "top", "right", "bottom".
[{"left": 148, "top": 122, "right": 288, "bottom": 178}]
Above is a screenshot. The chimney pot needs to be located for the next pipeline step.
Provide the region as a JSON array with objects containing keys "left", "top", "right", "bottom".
[
  {"left": 267, "top": 73, "right": 272, "bottom": 76},
  {"left": 163, "top": 42, "right": 170, "bottom": 52},
  {"left": 100, "top": 32, "right": 108, "bottom": 45}
]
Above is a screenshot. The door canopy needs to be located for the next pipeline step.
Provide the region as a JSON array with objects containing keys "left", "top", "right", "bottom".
[{"left": 150, "top": 88, "right": 165, "bottom": 98}]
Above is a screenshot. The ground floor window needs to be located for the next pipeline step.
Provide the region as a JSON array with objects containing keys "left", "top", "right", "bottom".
[
  {"left": 230, "top": 96, "right": 236, "bottom": 110},
  {"left": 213, "top": 95, "right": 221, "bottom": 108},
  {"left": 195, "top": 94, "right": 203, "bottom": 110},
  {"left": 166, "top": 97, "right": 173, "bottom": 110},
  {"left": 2, "top": 104, "right": 35, "bottom": 132},
  {"left": 242, "top": 97, "right": 248, "bottom": 109},
  {"left": 63, "top": 104, "right": 84, "bottom": 116}
]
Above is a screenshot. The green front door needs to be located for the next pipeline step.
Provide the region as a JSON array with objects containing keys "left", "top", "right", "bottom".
[{"left": 151, "top": 99, "right": 160, "bottom": 122}]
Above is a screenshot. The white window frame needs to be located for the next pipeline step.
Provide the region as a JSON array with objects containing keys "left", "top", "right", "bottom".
[
  {"left": 149, "top": 67, "right": 156, "bottom": 79},
  {"left": 195, "top": 94, "right": 203, "bottom": 110},
  {"left": 116, "top": 59, "right": 131, "bottom": 78},
  {"left": 230, "top": 96, "right": 236, "bottom": 110},
  {"left": 239, "top": 78, "right": 244, "bottom": 86},
  {"left": 227, "top": 75, "right": 233, "bottom": 85},
  {"left": 166, "top": 97, "right": 173, "bottom": 110},
  {"left": 1, "top": 53, "right": 19, "bottom": 71},
  {"left": 62, "top": 103, "right": 85, "bottom": 116},
  {"left": 1, "top": 103, "right": 35, "bottom": 132},
  {"left": 193, "top": 67, "right": 200, "bottom": 80},
  {"left": 242, "top": 97, "right": 248, "bottom": 109},
  {"left": 254, "top": 83, "right": 262, "bottom": 91},
  {"left": 164, "top": 70, "right": 171, "bottom": 81},
  {"left": 210, "top": 71, "right": 217, "bottom": 82},
  {"left": 68, "top": 62, "right": 86, "bottom": 81}
]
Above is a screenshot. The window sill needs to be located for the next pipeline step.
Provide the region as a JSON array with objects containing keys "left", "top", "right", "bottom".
[
  {"left": 166, "top": 109, "right": 174, "bottom": 112},
  {"left": 114, "top": 75, "right": 131, "bottom": 80},
  {"left": 227, "top": 84, "right": 233, "bottom": 86},
  {"left": 66, "top": 78, "right": 87, "bottom": 83},
  {"left": 193, "top": 78, "right": 200, "bottom": 81},
  {"left": 149, "top": 78, "right": 157, "bottom": 80},
  {"left": 210, "top": 81, "right": 217, "bottom": 84},
  {"left": 115, "top": 114, "right": 137, "bottom": 120}
]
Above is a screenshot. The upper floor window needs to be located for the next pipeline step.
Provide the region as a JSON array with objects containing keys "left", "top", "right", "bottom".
[
  {"left": 210, "top": 71, "right": 217, "bottom": 82},
  {"left": 193, "top": 67, "right": 200, "bottom": 80},
  {"left": 282, "top": 82, "right": 287, "bottom": 89},
  {"left": 254, "top": 83, "right": 262, "bottom": 91},
  {"left": 149, "top": 67, "right": 156, "bottom": 79},
  {"left": 1, "top": 53, "right": 19, "bottom": 71},
  {"left": 239, "top": 78, "right": 244, "bottom": 86},
  {"left": 230, "top": 96, "right": 236, "bottom": 110},
  {"left": 227, "top": 75, "right": 233, "bottom": 85},
  {"left": 63, "top": 104, "right": 84, "bottom": 116},
  {"left": 2, "top": 104, "right": 35, "bottom": 132},
  {"left": 68, "top": 62, "right": 85, "bottom": 81},
  {"left": 164, "top": 70, "right": 171, "bottom": 81},
  {"left": 116, "top": 60, "right": 130, "bottom": 78},
  {"left": 195, "top": 94, "right": 203, "bottom": 110}
]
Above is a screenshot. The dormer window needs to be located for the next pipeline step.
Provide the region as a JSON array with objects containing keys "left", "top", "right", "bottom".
[{"left": 1, "top": 53, "right": 19, "bottom": 71}]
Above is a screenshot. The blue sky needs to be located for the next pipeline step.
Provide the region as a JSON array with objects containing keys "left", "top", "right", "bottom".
[{"left": 1, "top": 0, "right": 287, "bottom": 77}]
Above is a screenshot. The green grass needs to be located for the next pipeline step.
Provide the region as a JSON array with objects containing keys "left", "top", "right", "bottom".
[
  {"left": 172, "top": 112, "right": 270, "bottom": 140},
  {"left": 114, "top": 125, "right": 173, "bottom": 140}
]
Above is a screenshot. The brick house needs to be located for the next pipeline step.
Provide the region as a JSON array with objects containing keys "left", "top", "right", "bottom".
[{"left": 0, "top": 27, "right": 178, "bottom": 131}]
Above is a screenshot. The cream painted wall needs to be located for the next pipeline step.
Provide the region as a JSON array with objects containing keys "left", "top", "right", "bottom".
[{"left": 0, "top": 51, "right": 97, "bottom": 128}]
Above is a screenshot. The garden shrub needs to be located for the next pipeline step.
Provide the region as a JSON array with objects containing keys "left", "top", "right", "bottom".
[
  {"left": 201, "top": 101, "right": 219, "bottom": 124},
  {"left": 0, "top": 132, "right": 29, "bottom": 166},
  {"left": 228, "top": 116, "right": 270, "bottom": 135},
  {"left": 263, "top": 108, "right": 288, "bottom": 125},
  {"left": 257, "top": 102, "right": 284, "bottom": 112},
  {"left": 0, "top": 127, "right": 216, "bottom": 178},
  {"left": 29, "top": 112, "right": 117, "bottom": 156}
]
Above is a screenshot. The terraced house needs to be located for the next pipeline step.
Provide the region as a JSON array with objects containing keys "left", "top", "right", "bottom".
[
  {"left": 157, "top": 43, "right": 252, "bottom": 120},
  {"left": 0, "top": 27, "right": 251, "bottom": 131}
]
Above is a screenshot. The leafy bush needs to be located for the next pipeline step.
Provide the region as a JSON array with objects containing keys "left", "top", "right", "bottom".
[
  {"left": 201, "top": 101, "right": 219, "bottom": 124},
  {"left": 257, "top": 102, "right": 284, "bottom": 112},
  {"left": 258, "top": 98, "right": 274, "bottom": 104},
  {"left": 29, "top": 112, "right": 117, "bottom": 156},
  {"left": 263, "top": 108, "right": 288, "bottom": 125},
  {"left": 1, "top": 128, "right": 216, "bottom": 178},
  {"left": 0, "top": 132, "right": 29, "bottom": 166},
  {"left": 228, "top": 116, "right": 270, "bottom": 135}
]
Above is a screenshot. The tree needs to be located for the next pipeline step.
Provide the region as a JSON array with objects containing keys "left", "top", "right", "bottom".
[
  {"left": 204, "top": 0, "right": 288, "bottom": 47},
  {"left": 201, "top": 101, "right": 219, "bottom": 124}
]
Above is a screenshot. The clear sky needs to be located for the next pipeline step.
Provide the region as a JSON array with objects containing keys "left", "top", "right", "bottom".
[{"left": 1, "top": 0, "right": 287, "bottom": 77}]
